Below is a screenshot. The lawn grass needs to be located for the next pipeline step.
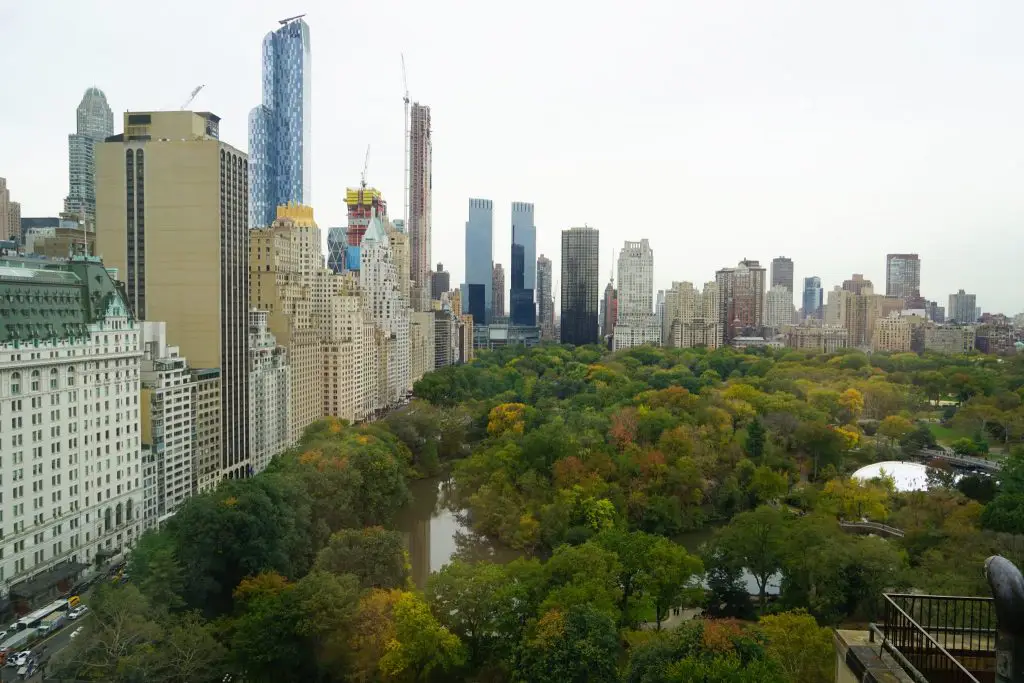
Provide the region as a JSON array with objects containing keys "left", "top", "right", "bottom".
[{"left": 928, "top": 423, "right": 965, "bottom": 445}]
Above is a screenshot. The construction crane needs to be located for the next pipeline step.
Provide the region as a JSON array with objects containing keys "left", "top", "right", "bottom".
[
  {"left": 401, "top": 53, "right": 410, "bottom": 227},
  {"left": 278, "top": 14, "right": 306, "bottom": 25},
  {"left": 181, "top": 85, "right": 204, "bottom": 110},
  {"left": 360, "top": 144, "right": 371, "bottom": 189}
]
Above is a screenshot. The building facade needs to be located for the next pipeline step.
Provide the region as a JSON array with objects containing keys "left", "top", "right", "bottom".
[
  {"left": 663, "top": 281, "right": 722, "bottom": 349},
  {"left": 409, "top": 310, "right": 436, "bottom": 385},
  {"left": 715, "top": 259, "right": 766, "bottom": 342},
  {"left": 510, "top": 202, "right": 536, "bottom": 326},
  {"left": 247, "top": 310, "right": 290, "bottom": 474},
  {"left": 7, "top": 201, "right": 20, "bottom": 243},
  {"left": 64, "top": 88, "right": 114, "bottom": 224},
  {"left": 802, "top": 276, "right": 823, "bottom": 320},
  {"left": 948, "top": 289, "right": 978, "bottom": 323},
  {"left": 463, "top": 199, "right": 493, "bottom": 325},
  {"left": 601, "top": 280, "right": 617, "bottom": 339},
  {"left": 249, "top": 17, "right": 312, "bottom": 228},
  {"left": 871, "top": 314, "right": 912, "bottom": 353},
  {"left": 0, "top": 178, "right": 11, "bottom": 241},
  {"left": 408, "top": 103, "right": 432, "bottom": 309},
  {"left": 536, "top": 254, "right": 554, "bottom": 340},
  {"left": 192, "top": 368, "right": 222, "bottom": 494},
  {"left": 431, "top": 263, "right": 450, "bottom": 301},
  {"left": 492, "top": 263, "right": 506, "bottom": 318},
  {"left": 560, "top": 227, "right": 600, "bottom": 346},
  {"left": 360, "top": 216, "right": 410, "bottom": 408},
  {"left": 885, "top": 253, "right": 921, "bottom": 301},
  {"left": 96, "top": 110, "right": 249, "bottom": 480},
  {"left": 764, "top": 285, "right": 793, "bottom": 330},
  {"left": 139, "top": 322, "right": 195, "bottom": 531},
  {"left": 0, "top": 256, "right": 144, "bottom": 605},
  {"left": 783, "top": 324, "right": 849, "bottom": 353},
  {"left": 770, "top": 256, "right": 794, "bottom": 294},
  {"left": 924, "top": 325, "right": 975, "bottom": 354},
  {"left": 613, "top": 239, "right": 660, "bottom": 350}
]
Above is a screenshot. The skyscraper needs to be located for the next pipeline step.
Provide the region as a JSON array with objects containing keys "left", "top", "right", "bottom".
[
  {"left": 510, "top": 202, "right": 537, "bottom": 326},
  {"left": 64, "top": 87, "right": 114, "bottom": 223},
  {"left": 492, "top": 263, "right": 506, "bottom": 318},
  {"left": 0, "top": 177, "right": 11, "bottom": 241},
  {"left": 537, "top": 254, "right": 554, "bottom": 338},
  {"left": 97, "top": 110, "right": 250, "bottom": 478},
  {"left": 249, "top": 17, "right": 311, "bottom": 228},
  {"left": 948, "top": 289, "right": 978, "bottom": 323},
  {"left": 802, "top": 276, "right": 823, "bottom": 319},
  {"left": 560, "top": 227, "right": 599, "bottom": 345},
  {"left": 463, "top": 199, "right": 493, "bottom": 325},
  {"left": 431, "top": 262, "right": 450, "bottom": 301},
  {"left": 765, "top": 285, "right": 793, "bottom": 329},
  {"left": 715, "top": 259, "right": 766, "bottom": 342},
  {"left": 770, "top": 256, "right": 794, "bottom": 294},
  {"left": 601, "top": 280, "right": 617, "bottom": 339},
  {"left": 613, "top": 239, "right": 660, "bottom": 350},
  {"left": 885, "top": 253, "right": 921, "bottom": 301},
  {"left": 408, "top": 103, "right": 432, "bottom": 308},
  {"left": 663, "top": 281, "right": 722, "bottom": 349}
]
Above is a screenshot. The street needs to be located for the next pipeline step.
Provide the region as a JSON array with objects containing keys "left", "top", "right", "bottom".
[{"left": 0, "top": 620, "right": 80, "bottom": 682}]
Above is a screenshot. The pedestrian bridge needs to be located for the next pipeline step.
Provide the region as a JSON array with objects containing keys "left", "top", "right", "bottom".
[{"left": 838, "top": 520, "right": 905, "bottom": 539}]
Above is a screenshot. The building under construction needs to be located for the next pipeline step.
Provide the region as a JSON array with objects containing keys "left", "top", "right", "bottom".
[
  {"left": 408, "top": 103, "right": 432, "bottom": 307},
  {"left": 345, "top": 187, "right": 387, "bottom": 246}
]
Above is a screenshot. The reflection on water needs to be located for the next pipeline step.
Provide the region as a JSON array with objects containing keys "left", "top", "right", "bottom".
[
  {"left": 393, "top": 477, "right": 524, "bottom": 587},
  {"left": 394, "top": 477, "right": 780, "bottom": 594}
]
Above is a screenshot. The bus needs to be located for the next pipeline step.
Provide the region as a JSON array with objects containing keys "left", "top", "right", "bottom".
[{"left": 15, "top": 599, "right": 68, "bottom": 631}]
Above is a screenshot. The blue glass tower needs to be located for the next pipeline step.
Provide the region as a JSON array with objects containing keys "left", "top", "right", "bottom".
[
  {"left": 463, "top": 199, "right": 493, "bottom": 325},
  {"left": 802, "top": 276, "right": 823, "bottom": 319},
  {"left": 510, "top": 202, "right": 536, "bottom": 326},
  {"left": 249, "top": 18, "right": 311, "bottom": 228}
]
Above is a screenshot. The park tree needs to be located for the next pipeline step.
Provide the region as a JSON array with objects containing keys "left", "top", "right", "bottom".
[
  {"left": 315, "top": 527, "right": 409, "bottom": 589},
  {"left": 713, "top": 506, "right": 789, "bottom": 608},
  {"left": 378, "top": 592, "right": 467, "bottom": 681},
  {"left": 757, "top": 610, "right": 834, "bottom": 683},
  {"left": 516, "top": 606, "right": 620, "bottom": 683}
]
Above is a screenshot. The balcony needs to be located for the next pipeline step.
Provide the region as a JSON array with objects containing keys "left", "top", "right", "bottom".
[{"left": 836, "top": 593, "right": 997, "bottom": 683}]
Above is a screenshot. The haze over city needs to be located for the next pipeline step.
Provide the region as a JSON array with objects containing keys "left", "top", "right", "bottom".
[{"left": 2, "top": 0, "right": 1024, "bottom": 313}]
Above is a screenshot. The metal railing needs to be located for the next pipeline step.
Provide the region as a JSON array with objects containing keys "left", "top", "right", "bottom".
[
  {"left": 839, "top": 520, "right": 906, "bottom": 538},
  {"left": 878, "top": 593, "right": 996, "bottom": 683}
]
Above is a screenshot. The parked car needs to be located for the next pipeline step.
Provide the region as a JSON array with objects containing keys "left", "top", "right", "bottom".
[{"left": 68, "top": 606, "right": 89, "bottom": 620}]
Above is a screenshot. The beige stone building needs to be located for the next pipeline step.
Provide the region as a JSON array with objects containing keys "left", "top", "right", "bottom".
[
  {"left": 924, "top": 324, "right": 975, "bottom": 354},
  {"left": 871, "top": 314, "right": 912, "bottom": 353},
  {"left": 663, "top": 281, "right": 722, "bottom": 349},
  {"left": 783, "top": 324, "right": 849, "bottom": 353},
  {"left": 410, "top": 310, "right": 436, "bottom": 385},
  {"left": 0, "top": 178, "right": 13, "bottom": 241},
  {"left": 96, "top": 110, "right": 249, "bottom": 480},
  {"left": 192, "top": 368, "right": 222, "bottom": 494},
  {"left": 825, "top": 283, "right": 903, "bottom": 348}
]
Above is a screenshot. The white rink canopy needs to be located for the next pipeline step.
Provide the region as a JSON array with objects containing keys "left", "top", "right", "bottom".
[{"left": 852, "top": 461, "right": 937, "bottom": 492}]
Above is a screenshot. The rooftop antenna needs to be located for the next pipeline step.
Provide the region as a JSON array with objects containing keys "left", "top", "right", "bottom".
[
  {"left": 180, "top": 85, "right": 204, "bottom": 110},
  {"left": 278, "top": 13, "right": 306, "bottom": 25},
  {"left": 610, "top": 247, "right": 615, "bottom": 285},
  {"left": 401, "top": 54, "right": 410, "bottom": 227}
]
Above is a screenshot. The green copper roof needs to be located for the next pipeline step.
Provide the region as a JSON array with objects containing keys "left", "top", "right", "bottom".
[{"left": 0, "top": 257, "right": 133, "bottom": 345}]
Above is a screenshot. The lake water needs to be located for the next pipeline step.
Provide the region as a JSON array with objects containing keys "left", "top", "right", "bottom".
[{"left": 393, "top": 476, "right": 780, "bottom": 595}]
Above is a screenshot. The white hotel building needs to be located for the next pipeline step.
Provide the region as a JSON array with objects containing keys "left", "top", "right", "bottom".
[{"left": 0, "top": 256, "right": 143, "bottom": 606}]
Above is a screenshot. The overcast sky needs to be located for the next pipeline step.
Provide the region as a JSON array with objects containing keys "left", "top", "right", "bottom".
[{"left": 2, "top": 0, "right": 1023, "bottom": 314}]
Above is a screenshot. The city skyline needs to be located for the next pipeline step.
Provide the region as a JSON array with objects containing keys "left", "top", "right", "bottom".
[{"left": 3, "top": 3, "right": 1024, "bottom": 314}]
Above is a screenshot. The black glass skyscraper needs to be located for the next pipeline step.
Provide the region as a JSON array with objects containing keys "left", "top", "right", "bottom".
[
  {"left": 510, "top": 202, "right": 536, "bottom": 326},
  {"left": 561, "top": 227, "right": 600, "bottom": 345}
]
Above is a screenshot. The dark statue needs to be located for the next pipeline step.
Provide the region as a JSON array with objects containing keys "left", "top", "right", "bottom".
[{"left": 986, "top": 555, "right": 1024, "bottom": 683}]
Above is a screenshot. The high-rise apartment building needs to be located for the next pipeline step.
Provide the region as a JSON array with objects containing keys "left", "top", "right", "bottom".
[
  {"left": 948, "top": 290, "right": 978, "bottom": 323},
  {"left": 825, "top": 280, "right": 903, "bottom": 348},
  {"left": 924, "top": 325, "right": 975, "bottom": 354},
  {"left": 247, "top": 311, "right": 291, "bottom": 474},
  {"left": 536, "top": 254, "right": 554, "bottom": 339},
  {"left": 510, "top": 202, "right": 537, "bottom": 326},
  {"left": 872, "top": 314, "right": 912, "bottom": 353},
  {"left": 0, "top": 178, "right": 11, "bottom": 241},
  {"left": 249, "top": 17, "right": 312, "bottom": 228},
  {"left": 0, "top": 256, "right": 144, "bottom": 602},
  {"left": 409, "top": 311, "right": 436, "bottom": 386},
  {"left": 663, "top": 281, "right": 722, "bottom": 349},
  {"left": 715, "top": 259, "right": 766, "bottom": 342},
  {"left": 885, "top": 253, "right": 921, "bottom": 301},
  {"left": 192, "top": 368, "right": 222, "bottom": 494},
  {"left": 96, "top": 110, "right": 249, "bottom": 479},
  {"left": 408, "top": 103, "right": 432, "bottom": 308},
  {"left": 613, "top": 239, "right": 660, "bottom": 350},
  {"left": 386, "top": 221, "right": 412, "bottom": 302},
  {"left": 560, "top": 227, "right": 600, "bottom": 345},
  {"left": 463, "top": 199, "right": 493, "bottom": 325},
  {"left": 431, "top": 263, "right": 450, "bottom": 301},
  {"left": 770, "top": 256, "right": 794, "bottom": 294},
  {"left": 345, "top": 187, "right": 387, "bottom": 246},
  {"left": 64, "top": 88, "right": 114, "bottom": 224},
  {"left": 360, "top": 216, "right": 410, "bottom": 408},
  {"left": 765, "top": 285, "right": 793, "bottom": 330},
  {"left": 492, "top": 263, "right": 506, "bottom": 318},
  {"left": 139, "top": 321, "right": 195, "bottom": 531},
  {"left": 843, "top": 274, "right": 874, "bottom": 295},
  {"left": 802, "top": 276, "right": 823, "bottom": 320},
  {"left": 7, "top": 201, "right": 20, "bottom": 243}
]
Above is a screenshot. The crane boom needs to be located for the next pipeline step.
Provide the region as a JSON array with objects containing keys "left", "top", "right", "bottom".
[
  {"left": 360, "top": 144, "right": 371, "bottom": 189},
  {"left": 278, "top": 14, "right": 306, "bottom": 25},
  {"left": 181, "top": 85, "right": 204, "bottom": 110},
  {"left": 401, "top": 54, "right": 410, "bottom": 227}
]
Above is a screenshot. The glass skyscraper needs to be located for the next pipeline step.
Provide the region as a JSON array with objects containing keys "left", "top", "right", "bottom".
[
  {"left": 64, "top": 88, "right": 114, "bottom": 223},
  {"left": 510, "top": 202, "right": 537, "bottom": 326},
  {"left": 463, "top": 199, "right": 493, "bottom": 325},
  {"left": 249, "top": 18, "right": 311, "bottom": 228},
  {"left": 802, "top": 276, "right": 823, "bottom": 319}
]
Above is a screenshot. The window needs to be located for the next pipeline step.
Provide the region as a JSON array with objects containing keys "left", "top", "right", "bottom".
[
  {"left": 30, "top": 371, "right": 40, "bottom": 392},
  {"left": 67, "top": 366, "right": 75, "bottom": 387},
  {"left": 11, "top": 372, "right": 20, "bottom": 395},
  {"left": 49, "top": 368, "right": 59, "bottom": 390}
]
